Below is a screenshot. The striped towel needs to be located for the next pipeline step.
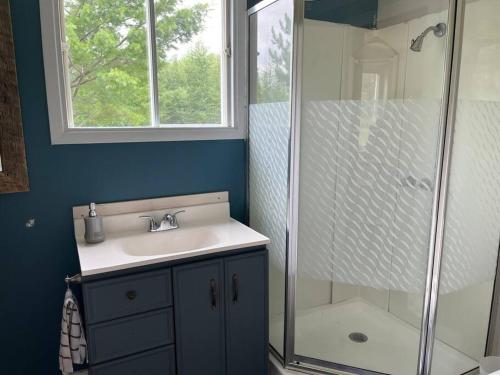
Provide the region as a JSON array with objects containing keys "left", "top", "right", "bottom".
[{"left": 59, "top": 289, "right": 87, "bottom": 375}]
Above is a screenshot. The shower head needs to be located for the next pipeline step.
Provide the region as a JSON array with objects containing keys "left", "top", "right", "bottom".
[{"left": 410, "top": 22, "right": 447, "bottom": 52}]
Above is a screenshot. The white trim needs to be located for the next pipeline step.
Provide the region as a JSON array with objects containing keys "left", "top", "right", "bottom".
[
  {"left": 40, "top": 0, "right": 71, "bottom": 140},
  {"left": 220, "top": 0, "right": 230, "bottom": 128},
  {"left": 232, "top": 0, "right": 248, "bottom": 134},
  {"left": 39, "top": 0, "right": 247, "bottom": 144},
  {"left": 145, "top": 0, "right": 160, "bottom": 127}
]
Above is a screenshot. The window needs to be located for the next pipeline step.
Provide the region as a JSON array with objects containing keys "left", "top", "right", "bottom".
[{"left": 40, "top": 0, "right": 246, "bottom": 143}]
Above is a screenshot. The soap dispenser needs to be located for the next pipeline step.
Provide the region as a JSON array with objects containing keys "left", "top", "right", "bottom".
[{"left": 84, "top": 202, "right": 105, "bottom": 244}]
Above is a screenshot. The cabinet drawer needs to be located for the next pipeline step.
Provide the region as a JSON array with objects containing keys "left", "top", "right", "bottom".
[
  {"left": 90, "top": 346, "right": 175, "bottom": 375},
  {"left": 83, "top": 269, "right": 172, "bottom": 324},
  {"left": 88, "top": 308, "right": 174, "bottom": 364}
]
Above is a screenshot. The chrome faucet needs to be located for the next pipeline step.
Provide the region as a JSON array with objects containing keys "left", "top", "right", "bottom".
[{"left": 139, "top": 210, "right": 185, "bottom": 232}]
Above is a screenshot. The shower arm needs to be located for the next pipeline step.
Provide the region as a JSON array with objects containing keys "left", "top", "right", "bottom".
[
  {"left": 411, "top": 23, "right": 447, "bottom": 45},
  {"left": 414, "top": 25, "right": 439, "bottom": 42}
]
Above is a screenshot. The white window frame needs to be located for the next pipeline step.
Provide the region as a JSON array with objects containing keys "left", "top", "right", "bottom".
[{"left": 40, "top": 0, "right": 247, "bottom": 144}]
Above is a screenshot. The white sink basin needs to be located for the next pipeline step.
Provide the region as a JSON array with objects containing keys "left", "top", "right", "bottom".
[
  {"left": 121, "top": 227, "right": 221, "bottom": 257},
  {"left": 73, "top": 193, "right": 270, "bottom": 276}
]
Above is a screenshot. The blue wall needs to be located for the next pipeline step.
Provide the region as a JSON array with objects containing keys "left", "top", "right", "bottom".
[
  {"left": 248, "top": 0, "right": 261, "bottom": 8},
  {"left": 248, "top": 0, "right": 378, "bottom": 29},
  {"left": 304, "top": 0, "right": 378, "bottom": 29},
  {"left": 0, "top": 1, "right": 246, "bottom": 374}
]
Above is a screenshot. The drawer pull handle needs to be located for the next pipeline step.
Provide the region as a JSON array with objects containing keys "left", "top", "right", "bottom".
[
  {"left": 232, "top": 274, "right": 239, "bottom": 304},
  {"left": 126, "top": 290, "right": 137, "bottom": 300},
  {"left": 210, "top": 279, "right": 217, "bottom": 310}
]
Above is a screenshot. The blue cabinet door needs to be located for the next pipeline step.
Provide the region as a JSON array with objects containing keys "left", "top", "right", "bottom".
[
  {"left": 173, "top": 259, "right": 226, "bottom": 375},
  {"left": 225, "top": 250, "right": 268, "bottom": 375}
]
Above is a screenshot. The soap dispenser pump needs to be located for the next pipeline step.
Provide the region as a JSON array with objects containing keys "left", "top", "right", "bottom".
[{"left": 84, "top": 202, "right": 105, "bottom": 244}]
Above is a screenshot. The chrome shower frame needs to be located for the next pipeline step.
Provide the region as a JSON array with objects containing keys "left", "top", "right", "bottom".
[
  {"left": 417, "top": 1, "right": 465, "bottom": 374},
  {"left": 247, "top": 0, "right": 470, "bottom": 374}
]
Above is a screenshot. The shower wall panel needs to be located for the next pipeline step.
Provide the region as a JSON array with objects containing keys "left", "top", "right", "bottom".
[
  {"left": 297, "top": 99, "right": 440, "bottom": 290},
  {"left": 297, "top": 10, "right": 447, "bottom": 313}
]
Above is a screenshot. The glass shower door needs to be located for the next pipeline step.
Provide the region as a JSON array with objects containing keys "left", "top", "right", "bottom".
[
  {"left": 293, "top": 1, "right": 451, "bottom": 374},
  {"left": 431, "top": 0, "right": 500, "bottom": 373},
  {"left": 248, "top": 0, "right": 294, "bottom": 357}
]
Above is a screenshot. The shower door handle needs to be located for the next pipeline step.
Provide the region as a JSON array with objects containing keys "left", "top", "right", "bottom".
[
  {"left": 401, "top": 175, "right": 418, "bottom": 188},
  {"left": 417, "top": 178, "right": 433, "bottom": 191},
  {"left": 401, "top": 176, "right": 433, "bottom": 191}
]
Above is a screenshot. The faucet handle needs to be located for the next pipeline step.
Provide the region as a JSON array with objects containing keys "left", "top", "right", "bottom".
[
  {"left": 139, "top": 215, "right": 157, "bottom": 231},
  {"left": 164, "top": 210, "right": 185, "bottom": 226}
]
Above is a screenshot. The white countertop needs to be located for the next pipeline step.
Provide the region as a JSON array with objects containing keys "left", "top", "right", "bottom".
[{"left": 73, "top": 193, "right": 270, "bottom": 276}]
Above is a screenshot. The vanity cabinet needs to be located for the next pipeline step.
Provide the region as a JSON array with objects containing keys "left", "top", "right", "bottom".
[
  {"left": 82, "top": 248, "right": 268, "bottom": 375},
  {"left": 174, "top": 251, "right": 268, "bottom": 375}
]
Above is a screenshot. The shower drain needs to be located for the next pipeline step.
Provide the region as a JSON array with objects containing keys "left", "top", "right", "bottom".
[{"left": 348, "top": 332, "right": 368, "bottom": 343}]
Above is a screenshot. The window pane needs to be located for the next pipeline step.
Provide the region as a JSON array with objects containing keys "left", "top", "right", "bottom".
[
  {"left": 64, "top": 0, "right": 151, "bottom": 127},
  {"left": 155, "top": 0, "right": 223, "bottom": 125}
]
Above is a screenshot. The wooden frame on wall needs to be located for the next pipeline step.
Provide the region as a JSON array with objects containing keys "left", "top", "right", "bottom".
[{"left": 0, "top": 0, "right": 29, "bottom": 194}]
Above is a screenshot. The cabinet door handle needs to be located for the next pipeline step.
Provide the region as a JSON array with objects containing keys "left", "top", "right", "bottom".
[
  {"left": 232, "top": 274, "right": 239, "bottom": 304},
  {"left": 126, "top": 290, "right": 137, "bottom": 300},
  {"left": 209, "top": 279, "right": 217, "bottom": 310}
]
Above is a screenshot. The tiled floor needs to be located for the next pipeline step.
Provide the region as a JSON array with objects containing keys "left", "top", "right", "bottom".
[{"left": 270, "top": 298, "right": 478, "bottom": 375}]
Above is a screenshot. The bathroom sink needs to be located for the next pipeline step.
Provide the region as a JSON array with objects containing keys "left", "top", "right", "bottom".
[
  {"left": 121, "top": 227, "right": 221, "bottom": 257},
  {"left": 73, "top": 192, "right": 270, "bottom": 276}
]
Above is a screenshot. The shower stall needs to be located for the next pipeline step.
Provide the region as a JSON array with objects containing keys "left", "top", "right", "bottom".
[{"left": 248, "top": 0, "right": 500, "bottom": 374}]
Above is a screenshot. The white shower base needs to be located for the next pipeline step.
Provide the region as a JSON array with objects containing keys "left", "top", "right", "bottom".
[{"left": 270, "top": 298, "right": 478, "bottom": 375}]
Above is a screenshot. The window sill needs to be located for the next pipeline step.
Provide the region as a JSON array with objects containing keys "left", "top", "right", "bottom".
[{"left": 50, "top": 126, "right": 246, "bottom": 145}]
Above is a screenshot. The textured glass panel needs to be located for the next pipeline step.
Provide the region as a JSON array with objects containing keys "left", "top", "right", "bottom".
[
  {"left": 295, "top": 2, "right": 450, "bottom": 374},
  {"left": 248, "top": 0, "right": 293, "bottom": 357},
  {"left": 431, "top": 0, "right": 500, "bottom": 373}
]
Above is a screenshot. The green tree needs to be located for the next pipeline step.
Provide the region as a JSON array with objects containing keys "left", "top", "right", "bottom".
[
  {"left": 257, "top": 13, "right": 292, "bottom": 103},
  {"left": 158, "top": 43, "right": 221, "bottom": 124},
  {"left": 64, "top": 0, "right": 208, "bottom": 127}
]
